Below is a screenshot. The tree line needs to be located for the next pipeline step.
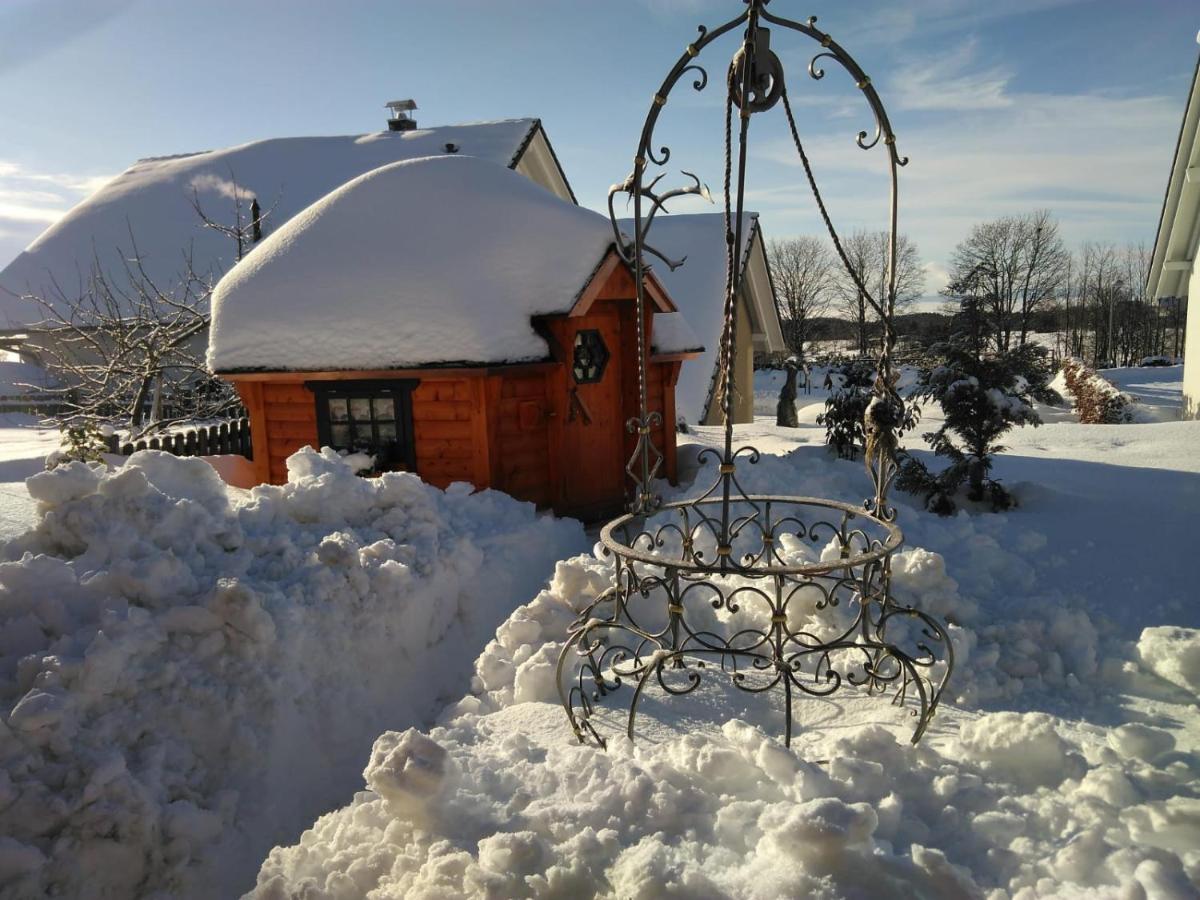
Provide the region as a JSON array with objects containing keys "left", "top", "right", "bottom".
[{"left": 768, "top": 210, "right": 1186, "bottom": 367}]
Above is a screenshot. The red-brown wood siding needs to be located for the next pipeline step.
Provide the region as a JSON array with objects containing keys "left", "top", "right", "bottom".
[
  {"left": 237, "top": 375, "right": 488, "bottom": 489},
  {"left": 261, "top": 382, "right": 318, "bottom": 484},
  {"left": 225, "top": 252, "right": 687, "bottom": 518},
  {"left": 489, "top": 372, "right": 552, "bottom": 507}
]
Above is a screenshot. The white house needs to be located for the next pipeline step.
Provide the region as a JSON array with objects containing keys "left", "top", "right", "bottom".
[{"left": 1147, "top": 40, "right": 1200, "bottom": 418}]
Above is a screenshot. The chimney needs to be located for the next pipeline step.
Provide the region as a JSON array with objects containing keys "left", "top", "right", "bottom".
[{"left": 385, "top": 99, "right": 418, "bottom": 132}]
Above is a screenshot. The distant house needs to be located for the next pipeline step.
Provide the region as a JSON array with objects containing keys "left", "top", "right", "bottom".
[
  {"left": 620, "top": 213, "right": 785, "bottom": 425},
  {"left": 0, "top": 115, "right": 574, "bottom": 336},
  {"left": 1147, "top": 43, "right": 1200, "bottom": 418},
  {"left": 208, "top": 155, "right": 702, "bottom": 520}
]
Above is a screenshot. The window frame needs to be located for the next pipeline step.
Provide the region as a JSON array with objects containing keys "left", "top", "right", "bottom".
[{"left": 307, "top": 379, "right": 419, "bottom": 473}]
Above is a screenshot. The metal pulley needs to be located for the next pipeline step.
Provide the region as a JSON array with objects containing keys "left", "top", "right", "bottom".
[{"left": 730, "top": 27, "right": 784, "bottom": 113}]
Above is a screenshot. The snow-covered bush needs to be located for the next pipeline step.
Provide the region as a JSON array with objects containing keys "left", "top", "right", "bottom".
[
  {"left": 899, "top": 343, "right": 1057, "bottom": 513},
  {"left": 46, "top": 421, "right": 108, "bottom": 468},
  {"left": 1062, "top": 358, "right": 1134, "bottom": 424},
  {"left": 817, "top": 359, "right": 917, "bottom": 460},
  {"left": 0, "top": 448, "right": 587, "bottom": 898}
]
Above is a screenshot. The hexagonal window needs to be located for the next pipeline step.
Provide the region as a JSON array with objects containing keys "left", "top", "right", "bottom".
[{"left": 572, "top": 328, "right": 610, "bottom": 384}]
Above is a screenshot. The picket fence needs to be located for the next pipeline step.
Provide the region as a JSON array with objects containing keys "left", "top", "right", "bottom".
[{"left": 105, "top": 416, "right": 252, "bottom": 460}]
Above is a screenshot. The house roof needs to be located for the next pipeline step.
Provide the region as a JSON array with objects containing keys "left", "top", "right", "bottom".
[
  {"left": 619, "top": 212, "right": 785, "bottom": 424},
  {"left": 1148, "top": 45, "right": 1200, "bottom": 300},
  {"left": 0, "top": 118, "right": 573, "bottom": 330},
  {"left": 209, "top": 155, "right": 622, "bottom": 373}
]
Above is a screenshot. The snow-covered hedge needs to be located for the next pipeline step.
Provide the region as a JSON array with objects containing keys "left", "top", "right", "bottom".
[
  {"left": 0, "top": 449, "right": 587, "bottom": 898},
  {"left": 1061, "top": 358, "right": 1134, "bottom": 424}
]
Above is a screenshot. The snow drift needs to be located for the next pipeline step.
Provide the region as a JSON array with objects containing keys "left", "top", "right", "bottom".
[
  {"left": 249, "top": 552, "right": 1200, "bottom": 899},
  {"left": 0, "top": 448, "right": 587, "bottom": 898},
  {"left": 247, "top": 402, "right": 1200, "bottom": 898}
]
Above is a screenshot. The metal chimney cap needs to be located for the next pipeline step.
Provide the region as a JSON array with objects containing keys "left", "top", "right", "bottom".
[{"left": 385, "top": 99, "right": 418, "bottom": 111}]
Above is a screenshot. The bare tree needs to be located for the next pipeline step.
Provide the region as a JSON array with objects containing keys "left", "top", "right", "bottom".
[
  {"left": 767, "top": 236, "right": 835, "bottom": 359},
  {"left": 17, "top": 234, "right": 237, "bottom": 438},
  {"left": 833, "top": 229, "right": 924, "bottom": 355},
  {"left": 189, "top": 167, "right": 276, "bottom": 262},
  {"left": 1079, "top": 241, "right": 1123, "bottom": 366},
  {"left": 948, "top": 211, "right": 1068, "bottom": 352}
]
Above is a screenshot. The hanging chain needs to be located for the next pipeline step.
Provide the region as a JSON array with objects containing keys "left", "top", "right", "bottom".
[
  {"left": 779, "top": 88, "right": 903, "bottom": 519},
  {"left": 717, "top": 60, "right": 737, "bottom": 425},
  {"left": 780, "top": 91, "right": 893, "bottom": 345}
]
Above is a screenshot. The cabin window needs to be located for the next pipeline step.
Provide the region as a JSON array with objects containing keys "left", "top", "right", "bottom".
[
  {"left": 307, "top": 380, "right": 418, "bottom": 474},
  {"left": 572, "top": 329, "right": 610, "bottom": 384}
]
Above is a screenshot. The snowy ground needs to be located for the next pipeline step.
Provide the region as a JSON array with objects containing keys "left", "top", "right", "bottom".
[
  {"left": 0, "top": 416, "right": 56, "bottom": 540},
  {"left": 1, "top": 368, "right": 1198, "bottom": 898},
  {"left": 1099, "top": 364, "right": 1184, "bottom": 424},
  {"left": 248, "top": 369, "right": 1200, "bottom": 899}
]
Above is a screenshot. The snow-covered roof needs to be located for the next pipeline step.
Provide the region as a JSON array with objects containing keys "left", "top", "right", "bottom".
[
  {"left": 209, "top": 155, "right": 619, "bottom": 373},
  {"left": 621, "top": 212, "right": 785, "bottom": 423},
  {"left": 1147, "top": 49, "right": 1200, "bottom": 301},
  {"left": 0, "top": 119, "right": 571, "bottom": 330}
]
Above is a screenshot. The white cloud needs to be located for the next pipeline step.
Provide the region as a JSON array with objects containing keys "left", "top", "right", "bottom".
[
  {"left": 744, "top": 86, "right": 1178, "bottom": 271},
  {"left": 893, "top": 38, "right": 1013, "bottom": 111},
  {"left": 835, "top": 0, "right": 1088, "bottom": 48},
  {"left": 923, "top": 260, "right": 952, "bottom": 294}
]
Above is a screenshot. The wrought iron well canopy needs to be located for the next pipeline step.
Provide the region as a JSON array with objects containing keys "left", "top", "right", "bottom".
[{"left": 557, "top": 0, "right": 954, "bottom": 748}]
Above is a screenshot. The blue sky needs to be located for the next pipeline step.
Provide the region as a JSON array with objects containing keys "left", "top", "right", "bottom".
[{"left": 1, "top": 0, "right": 1197, "bottom": 302}]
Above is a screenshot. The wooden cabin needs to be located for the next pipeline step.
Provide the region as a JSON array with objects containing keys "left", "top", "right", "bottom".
[{"left": 208, "top": 155, "right": 702, "bottom": 520}]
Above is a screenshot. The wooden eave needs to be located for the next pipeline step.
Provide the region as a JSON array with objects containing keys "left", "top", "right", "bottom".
[
  {"left": 220, "top": 361, "right": 558, "bottom": 382},
  {"left": 569, "top": 247, "right": 676, "bottom": 318}
]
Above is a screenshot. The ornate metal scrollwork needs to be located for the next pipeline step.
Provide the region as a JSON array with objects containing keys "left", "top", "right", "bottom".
[{"left": 558, "top": 0, "right": 954, "bottom": 748}]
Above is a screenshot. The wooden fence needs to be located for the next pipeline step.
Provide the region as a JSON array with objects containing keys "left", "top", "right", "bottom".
[{"left": 105, "top": 416, "right": 253, "bottom": 460}]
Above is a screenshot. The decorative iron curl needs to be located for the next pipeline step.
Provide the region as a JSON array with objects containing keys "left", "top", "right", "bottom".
[
  {"left": 682, "top": 63, "right": 709, "bottom": 92},
  {"left": 556, "top": 517, "right": 954, "bottom": 747}
]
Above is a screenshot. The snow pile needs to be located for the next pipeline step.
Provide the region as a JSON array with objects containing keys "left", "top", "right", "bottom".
[
  {"left": 209, "top": 155, "right": 615, "bottom": 373},
  {"left": 248, "top": 384, "right": 1200, "bottom": 897},
  {"left": 250, "top": 552, "right": 1200, "bottom": 899},
  {"left": 1099, "top": 364, "right": 1185, "bottom": 422},
  {"left": 1137, "top": 627, "right": 1200, "bottom": 694},
  {"left": 0, "top": 448, "right": 587, "bottom": 898}
]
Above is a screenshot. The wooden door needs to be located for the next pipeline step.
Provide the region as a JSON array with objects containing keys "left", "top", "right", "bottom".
[{"left": 560, "top": 310, "right": 624, "bottom": 518}]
